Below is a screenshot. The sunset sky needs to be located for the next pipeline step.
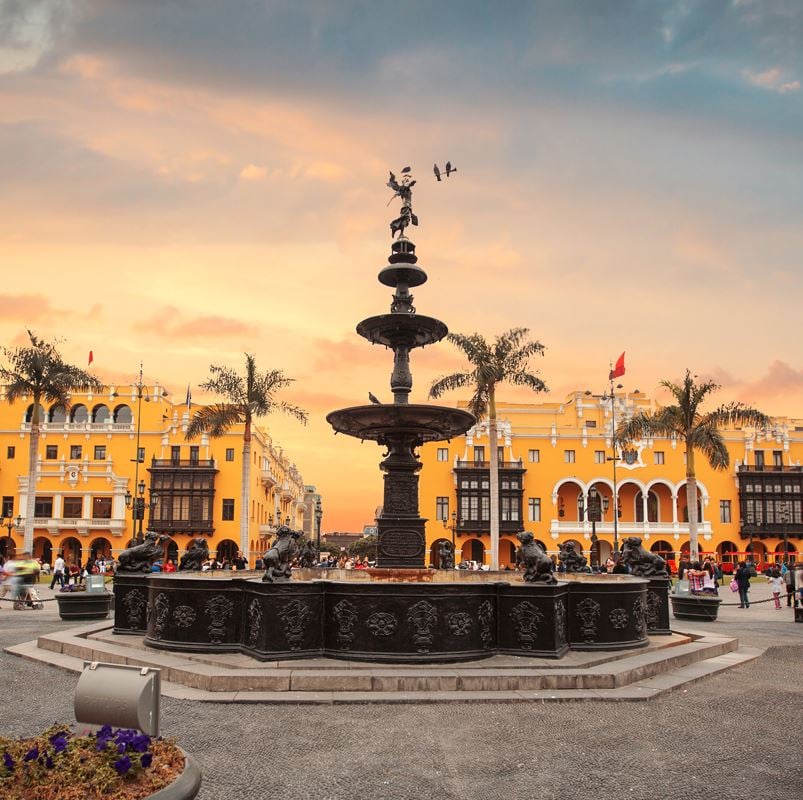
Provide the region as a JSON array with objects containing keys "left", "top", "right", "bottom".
[{"left": 2, "top": 1, "right": 801, "bottom": 532}]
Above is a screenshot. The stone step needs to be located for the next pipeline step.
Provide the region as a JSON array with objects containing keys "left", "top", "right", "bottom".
[{"left": 6, "top": 639, "right": 761, "bottom": 704}]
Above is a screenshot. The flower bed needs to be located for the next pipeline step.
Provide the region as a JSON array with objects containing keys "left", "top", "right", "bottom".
[{"left": 0, "top": 724, "right": 186, "bottom": 800}]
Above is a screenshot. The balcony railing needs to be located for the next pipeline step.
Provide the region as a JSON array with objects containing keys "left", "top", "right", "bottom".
[
  {"left": 150, "top": 458, "right": 217, "bottom": 468},
  {"left": 455, "top": 460, "right": 525, "bottom": 469},
  {"left": 738, "top": 464, "right": 802, "bottom": 473},
  {"left": 149, "top": 519, "right": 215, "bottom": 533}
]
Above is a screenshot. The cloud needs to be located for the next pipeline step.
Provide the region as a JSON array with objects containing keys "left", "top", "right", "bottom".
[
  {"left": 709, "top": 361, "right": 803, "bottom": 410},
  {"left": 134, "top": 306, "right": 258, "bottom": 341},
  {"left": 743, "top": 67, "right": 800, "bottom": 93},
  {"left": 0, "top": 293, "right": 102, "bottom": 323},
  {"left": 239, "top": 163, "right": 267, "bottom": 181}
]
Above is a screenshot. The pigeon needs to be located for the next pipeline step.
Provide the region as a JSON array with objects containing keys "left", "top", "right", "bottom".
[
  {"left": 445, "top": 161, "right": 457, "bottom": 177},
  {"left": 401, "top": 166, "right": 412, "bottom": 173},
  {"left": 433, "top": 163, "right": 442, "bottom": 181},
  {"left": 368, "top": 392, "right": 382, "bottom": 405}
]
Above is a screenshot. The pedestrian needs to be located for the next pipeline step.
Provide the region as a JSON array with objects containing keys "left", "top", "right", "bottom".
[
  {"left": 734, "top": 561, "right": 751, "bottom": 608},
  {"left": 768, "top": 568, "right": 783, "bottom": 610},
  {"left": 782, "top": 564, "right": 796, "bottom": 607},
  {"left": 687, "top": 562, "right": 706, "bottom": 594},
  {"left": 49, "top": 551, "right": 65, "bottom": 590}
]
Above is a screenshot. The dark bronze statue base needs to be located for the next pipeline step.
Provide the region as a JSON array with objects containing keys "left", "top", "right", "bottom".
[{"left": 114, "top": 572, "right": 660, "bottom": 663}]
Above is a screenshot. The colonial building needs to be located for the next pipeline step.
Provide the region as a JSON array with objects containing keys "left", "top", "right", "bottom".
[
  {"left": 0, "top": 383, "right": 312, "bottom": 566},
  {"left": 419, "top": 392, "right": 803, "bottom": 569}
]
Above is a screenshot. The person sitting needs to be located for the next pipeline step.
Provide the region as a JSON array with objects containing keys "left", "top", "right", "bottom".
[{"left": 163, "top": 559, "right": 177, "bottom": 573}]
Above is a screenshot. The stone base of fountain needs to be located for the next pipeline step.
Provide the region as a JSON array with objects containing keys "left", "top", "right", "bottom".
[{"left": 114, "top": 571, "right": 660, "bottom": 663}]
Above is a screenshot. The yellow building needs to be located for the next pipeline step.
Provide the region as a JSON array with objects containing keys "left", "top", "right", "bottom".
[
  {"left": 420, "top": 391, "right": 803, "bottom": 570},
  {"left": 0, "top": 382, "right": 311, "bottom": 567}
]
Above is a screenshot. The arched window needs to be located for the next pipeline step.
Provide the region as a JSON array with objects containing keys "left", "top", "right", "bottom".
[
  {"left": 92, "top": 404, "right": 110, "bottom": 423},
  {"left": 635, "top": 491, "right": 659, "bottom": 522},
  {"left": 113, "top": 404, "right": 133, "bottom": 423},
  {"left": 70, "top": 404, "right": 89, "bottom": 423},
  {"left": 49, "top": 404, "right": 67, "bottom": 423}
]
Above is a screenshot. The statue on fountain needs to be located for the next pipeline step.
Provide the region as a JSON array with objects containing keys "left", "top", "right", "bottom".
[
  {"left": 387, "top": 168, "right": 418, "bottom": 239},
  {"left": 438, "top": 540, "right": 454, "bottom": 570},
  {"left": 262, "top": 525, "right": 301, "bottom": 582},
  {"left": 117, "top": 530, "right": 170, "bottom": 573},
  {"left": 558, "top": 541, "right": 588, "bottom": 573},
  {"left": 178, "top": 538, "right": 209, "bottom": 571},
  {"left": 516, "top": 532, "right": 557, "bottom": 584},
  {"left": 620, "top": 536, "right": 669, "bottom": 577},
  {"left": 299, "top": 539, "right": 317, "bottom": 569}
]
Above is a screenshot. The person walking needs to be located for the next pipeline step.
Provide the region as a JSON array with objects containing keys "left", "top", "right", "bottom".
[
  {"left": 49, "top": 552, "right": 65, "bottom": 590},
  {"left": 734, "top": 561, "right": 751, "bottom": 608},
  {"left": 782, "top": 564, "right": 796, "bottom": 607},
  {"left": 768, "top": 568, "right": 784, "bottom": 610}
]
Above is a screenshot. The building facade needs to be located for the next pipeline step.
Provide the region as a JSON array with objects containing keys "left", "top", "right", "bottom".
[
  {"left": 0, "top": 383, "right": 312, "bottom": 566},
  {"left": 419, "top": 392, "right": 803, "bottom": 569}
]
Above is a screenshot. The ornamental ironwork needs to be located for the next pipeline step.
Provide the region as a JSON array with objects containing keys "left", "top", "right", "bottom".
[
  {"left": 332, "top": 599, "right": 358, "bottom": 648},
  {"left": 633, "top": 597, "right": 647, "bottom": 639},
  {"left": 407, "top": 600, "right": 438, "bottom": 652},
  {"left": 204, "top": 594, "right": 234, "bottom": 644},
  {"left": 152, "top": 592, "right": 170, "bottom": 640},
  {"left": 367, "top": 612, "right": 398, "bottom": 637},
  {"left": 246, "top": 598, "right": 263, "bottom": 649},
  {"left": 172, "top": 605, "right": 196, "bottom": 629},
  {"left": 554, "top": 598, "right": 567, "bottom": 649},
  {"left": 445, "top": 611, "right": 472, "bottom": 636},
  {"left": 609, "top": 607, "right": 629, "bottom": 630},
  {"left": 576, "top": 597, "right": 601, "bottom": 642},
  {"left": 278, "top": 599, "right": 311, "bottom": 650},
  {"left": 122, "top": 588, "right": 146, "bottom": 629},
  {"left": 510, "top": 601, "right": 545, "bottom": 650},
  {"left": 478, "top": 600, "right": 495, "bottom": 649},
  {"left": 646, "top": 590, "right": 663, "bottom": 629}
]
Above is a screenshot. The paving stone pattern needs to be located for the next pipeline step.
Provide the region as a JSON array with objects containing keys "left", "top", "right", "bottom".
[{"left": 1, "top": 586, "right": 802, "bottom": 800}]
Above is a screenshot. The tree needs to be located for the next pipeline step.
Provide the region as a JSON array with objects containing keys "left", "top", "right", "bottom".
[
  {"left": 616, "top": 370, "right": 770, "bottom": 561},
  {"left": 0, "top": 331, "right": 102, "bottom": 552},
  {"left": 185, "top": 354, "right": 307, "bottom": 557},
  {"left": 429, "top": 328, "right": 547, "bottom": 570}
]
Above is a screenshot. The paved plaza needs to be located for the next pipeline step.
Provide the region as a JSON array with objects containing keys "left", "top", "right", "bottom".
[{"left": 2, "top": 581, "right": 802, "bottom": 800}]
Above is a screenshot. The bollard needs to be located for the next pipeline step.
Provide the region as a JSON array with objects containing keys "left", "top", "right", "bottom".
[{"left": 74, "top": 661, "right": 160, "bottom": 736}]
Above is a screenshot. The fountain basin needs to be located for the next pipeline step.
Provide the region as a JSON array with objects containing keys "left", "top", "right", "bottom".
[
  {"left": 326, "top": 404, "right": 475, "bottom": 443},
  {"left": 114, "top": 571, "right": 655, "bottom": 662}
]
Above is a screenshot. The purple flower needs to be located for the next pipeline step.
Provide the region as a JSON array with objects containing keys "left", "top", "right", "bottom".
[
  {"left": 132, "top": 734, "right": 151, "bottom": 753},
  {"left": 23, "top": 746, "right": 39, "bottom": 762},
  {"left": 140, "top": 752, "right": 153, "bottom": 769},
  {"left": 113, "top": 755, "right": 132, "bottom": 775},
  {"left": 3, "top": 752, "right": 14, "bottom": 770},
  {"left": 49, "top": 733, "right": 69, "bottom": 753},
  {"left": 45, "top": 755, "right": 54, "bottom": 769}
]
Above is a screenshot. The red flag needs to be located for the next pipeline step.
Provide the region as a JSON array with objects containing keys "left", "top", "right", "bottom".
[
  {"left": 609, "top": 352, "right": 625, "bottom": 380},
  {"left": 88, "top": 350, "right": 94, "bottom": 367}
]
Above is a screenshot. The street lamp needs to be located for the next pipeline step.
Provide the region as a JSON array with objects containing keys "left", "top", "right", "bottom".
[
  {"left": 588, "top": 487, "right": 601, "bottom": 569},
  {"left": 442, "top": 509, "right": 458, "bottom": 557},
  {"left": 125, "top": 479, "right": 158, "bottom": 544},
  {"left": 127, "top": 365, "right": 150, "bottom": 544},
  {"left": 780, "top": 501, "right": 791, "bottom": 565},
  {"left": 602, "top": 382, "right": 624, "bottom": 558},
  {"left": 314, "top": 498, "right": 323, "bottom": 553},
  {"left": 2, "top": 514, "right": 22, "bottom": 559}
]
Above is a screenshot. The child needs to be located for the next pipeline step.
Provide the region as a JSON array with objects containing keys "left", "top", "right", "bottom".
[{"left": 768, "top": 568, "right": 784, "bottom": 610}]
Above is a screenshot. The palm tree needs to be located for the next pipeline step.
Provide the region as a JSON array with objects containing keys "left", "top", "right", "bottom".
[
  {"left": 616, "top": 370, "right": 770, "bottom": 561},
  {"left": 186, "top": 355, "right": 307, "bottom": 557},
  {"left": 0, "top": 331, "right": 102, "bottom": 552},
  {"left": 429, "top": 328, "right": 547, "bottom": 570}
]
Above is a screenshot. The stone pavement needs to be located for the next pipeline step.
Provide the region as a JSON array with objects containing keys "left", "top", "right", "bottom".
[{"left": 1, "top": 581, "right": 801, "bottom": 800}]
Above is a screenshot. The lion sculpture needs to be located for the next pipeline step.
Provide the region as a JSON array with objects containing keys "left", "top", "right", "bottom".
[
  {"left": 620, "top": 536, "right": 669, "bottom": 577},
  {"left": 516, "top": 532, "right": 556, "bottom": 584},
  {"left": 178, "top": 538, "right": 209, "bottom": 571},
  {"left": 558, "top": 542, "right": 588, "bottom": 573},
  {"left": 262, "top": 525, "right": 300, "bottom": 583},
  {"left": 117, "top": 531, "right": 170, "bottom": 573},
  {"left": 298, "top": 539, "right": 317, "bottom": 569},
  {"left": 438, "top": 540, "right": 454, "bottom": 571}
]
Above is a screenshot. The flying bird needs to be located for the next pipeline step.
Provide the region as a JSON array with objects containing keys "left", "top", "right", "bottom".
[
  {"left": 433, "top": 163, "right": 441, "bottom": 181},
  {"left": 368, "top": 392, "right": 382, "bottom": 405},
  {"left": 401, "top": 166, "right": 412, "bottom": 173}
]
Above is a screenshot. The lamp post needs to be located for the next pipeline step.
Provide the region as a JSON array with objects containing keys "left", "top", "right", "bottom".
[
  {"left": 780, "top": 501, "right": 791, "bottom": 565},
  {"left": 127, "top": 365, "right": 150, "bottom": 544},
  {"left": 588, "top": 487, "right": 601, "bottom": 569},
  {"left": 442, "top": 509, "right": 457, "bottom": 559},
  {"left": 125, "top": 480, "right": 159, "bottom": 544},
  {"left": 315, "top": 498, "right": 323, "bottom": 553},
  {"left": 2, "top": 514, "right": 21, "bottom": 559},
  {"left": 603, "top": 382, "right": 624, "bottom": 557}
]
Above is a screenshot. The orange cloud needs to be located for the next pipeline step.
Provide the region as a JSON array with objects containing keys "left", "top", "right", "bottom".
[{"left": 134, "top": 306, "right": 258, "bottom": 340}]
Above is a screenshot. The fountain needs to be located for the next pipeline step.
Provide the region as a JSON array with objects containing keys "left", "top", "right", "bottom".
[{"left": 112, "top": 168, "right": 669, "bottom": 662}]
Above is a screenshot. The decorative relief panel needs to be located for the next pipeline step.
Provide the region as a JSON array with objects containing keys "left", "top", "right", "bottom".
[
  {"left": 246, "top": 598, "right": 263, "bottom": 649},
  {"left": 204, "top": 594, "right": 234, "bottom": 644},
  {"left": 278, "top": 599, "right": 311, "bottom": 650},
  {"left": 576, "top": 597, "right": 601, "bottom": 642},
  {"left": 366, "top": 612, "right": 398, "bottom": 637},
  {"left": 477, "top": 600, "right": 494, "bottom": 649},
  {"left": 172, "top": 605, "right": 196, "bottom": 629},
  {"left": 152, "top": 593, "right": 170, "bottom": 640},
  {"left": 333, "top": 599, "right": 358, "bottom": 648},
  {"left": 445, "top": 611, "right": 472, "bottom": 637},
  {"left": 608, "top": 608, "right": 628, "bottom": 630},
  {"left": 407, "top": 600, "right": 438, "bottom": 652},
  {"left": 122, "top": 588, "right": 146, "bottom": 629},
  {"left": 510, "top": 601, "right": 544, "bottom": 650}
]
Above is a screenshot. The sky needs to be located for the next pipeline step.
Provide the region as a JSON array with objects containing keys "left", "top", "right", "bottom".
[{"left": 1, "top": 0, "right": 802, "bottom": 532}]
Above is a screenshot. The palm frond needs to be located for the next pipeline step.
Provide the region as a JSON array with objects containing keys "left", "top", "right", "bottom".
[
  {"left": 689, "top": 426, "right": 729, "bottom": 470},
  {"left": 702, "top": 403, "right": 771, "bottom": 433},
  {"left": 506, "top": 371, "right": 548, "bottom": 394},
  {"left": 428, "top": 372, "right": 474, "bottom": 400},
  {"left": 616, "top": 408, "right": 684, "bottom": 444},
  {"left": 185, "top": 403, "right": 245, "bottom": 440}
]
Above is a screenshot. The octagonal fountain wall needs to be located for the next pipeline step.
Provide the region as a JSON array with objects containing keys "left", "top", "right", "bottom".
[{"left": 113, "top": 570, "right": 661, "bottom": 663}]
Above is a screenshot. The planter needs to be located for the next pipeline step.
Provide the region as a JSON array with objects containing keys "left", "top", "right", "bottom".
[
  {"left": 148, "top": 750, "right": 202, "bottom": 800},
  {"left": 56, "top": 590, "right": 113, "bottom": 621},
  {"left": 670, "top": 594, "right": 722, "bottom": 622}
]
